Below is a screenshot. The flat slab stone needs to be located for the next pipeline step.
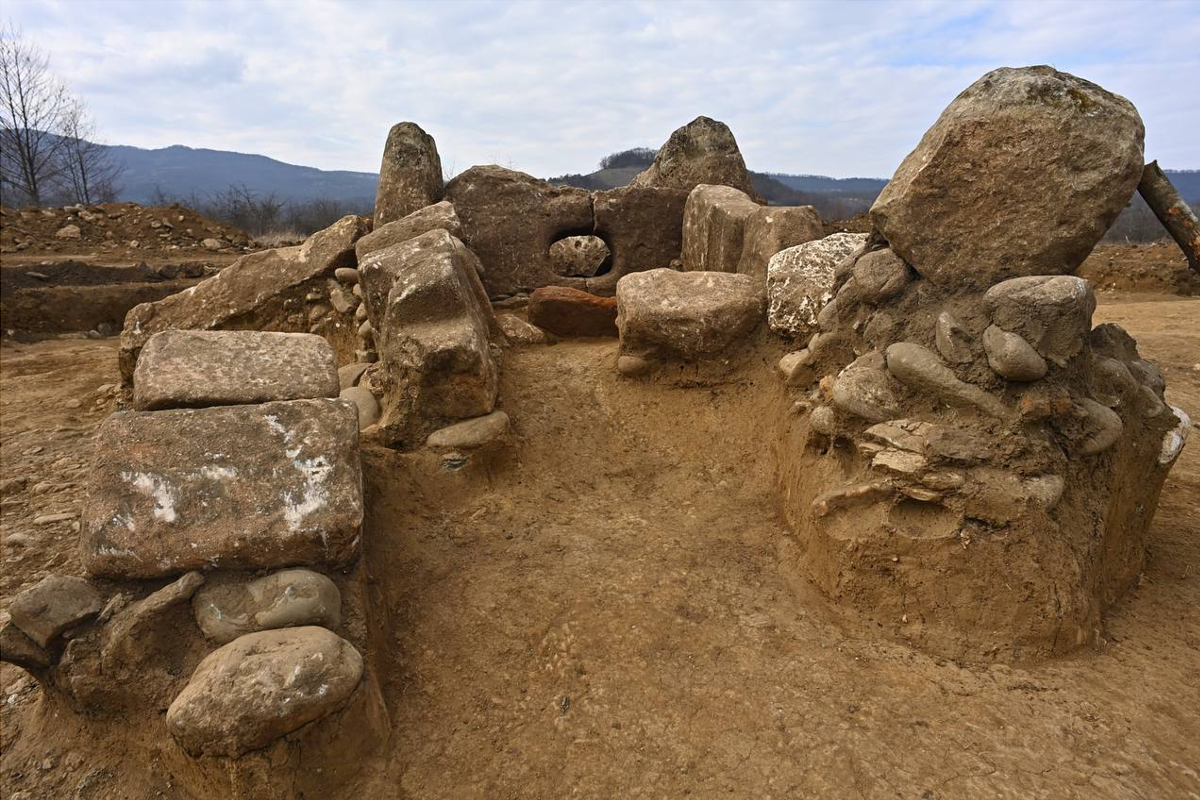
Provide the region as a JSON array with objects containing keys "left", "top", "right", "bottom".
[
  {"left": 132, "top": 330, "right": 339, "bottom": 410},
  {"left": 83, "top": 399, "right": 363, "bottom": 579}
]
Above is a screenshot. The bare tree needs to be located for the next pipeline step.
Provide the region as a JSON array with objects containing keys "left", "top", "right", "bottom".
[
  {"left": 0, "top": 22, "right": 70, "bottom": 206},
  {"left": 55, "top": 98, "right": 123, "bottom": 204}
]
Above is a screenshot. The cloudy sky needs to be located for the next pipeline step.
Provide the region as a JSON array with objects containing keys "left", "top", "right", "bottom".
[{"left": 6, "top": 0, "right": 1199, "bottom": 179}]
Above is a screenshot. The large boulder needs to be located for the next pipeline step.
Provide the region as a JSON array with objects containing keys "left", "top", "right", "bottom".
[
  {"left": 736, "top": 205, "right": 823, "bottom": 278},
  {"left": 166, "top": 627, "right": 363, "bottom": 757},
  {"left": 615, "top": 269, "right": 765, "bottom": 362},
  {"left": 630, "top": 116, "right": 759, "bottom": 199},
  {"left": 82, "top": 399, "right": 363, "bottom": 579},
  {"left": 766, "top": 232, "right": 867, "bottom": 337},
  {"left": 355, "top": 200, "right": 461, "bottom": 262},
  {"left": 444, "top": 165, "right": 593, "bottom": 297},
  {"left": 132, "top": 330, "right": 339, "bottom": 410},
  {"left": 119, "top": 215, "right": 369, "bottom": 379},
  {"left": 870, "top": 66, "right": 1145, "bottom": 287},
  {"left": 589, "top": 185, "right": 688, "bottom": 294},
  {"left": 358, "top": 229, "right": 499, "bottom": 447},
  {"left": 373, "top": 122, "right": 443, "bottom": 227},
  {"left": 681, "top": 185, "right": 760, "bottom": 273}
]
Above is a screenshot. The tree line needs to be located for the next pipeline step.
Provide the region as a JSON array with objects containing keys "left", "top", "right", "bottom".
[
  {"left": 0, "top": 23, "right": 123, "bottom": 206},
  {"left": 149, "top": 183, "right": 373, "bottom": 240}
]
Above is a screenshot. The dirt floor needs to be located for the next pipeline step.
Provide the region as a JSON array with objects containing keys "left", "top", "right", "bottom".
[{"left": 1, "top": 288, "right": 1198, "bottom": 798}]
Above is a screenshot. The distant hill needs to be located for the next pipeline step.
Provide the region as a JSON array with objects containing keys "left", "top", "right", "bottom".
[
  {"left": 104, "top": 143, "right": 379, "bottom": 206},
  {"left": 77, "top": 140, "right": 1200, "bottom": 218}
]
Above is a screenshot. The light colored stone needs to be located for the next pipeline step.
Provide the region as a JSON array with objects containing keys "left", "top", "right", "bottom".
[
  {"left": 615, "top": 269, "right": 764, "bottom": 361},
  {"left": 831, "top": 351, "right": 900, "bottom": 423},
  {"left": 766, "top": 233, "right": 866, "bottom": 337},
  {"left": 193, "top": 569, "right": 341, "bottom": 644},
  {"left": 934, "top": 311, "right": 974, "bottom": 364},
  {"left": 630, "top": 116, "right": 759, "bottom": 198},
  {"left": 849, "top": 248, "right": 911, "bottom": 303},
  {"left": 338, "top": 362, "right": 371, "bottom": 390},
  {"left": 132, "top": 330, "right": 339, "bottom": 410},
  {"left": 201, "top": 238, "right": 222, "bottom": 250},
  {"left": 355, "top": 200, "right": 462, "bottom": 262},
  {"left": 334, "top": 268, "right": 359, "bottom": 284},
  {"left": 681, "top": 184, "right": 759, "bottom": 273},
  {"left": 735, "top": 206, "right": 823, "bottom": 278},
  {"left": 425, "top": 410, "right": 510, "bottom": 450},
  {"left": 549, "top": 235, "right": 610, "bottom": 278},
  {"left": 497, "top": 314, "right": 552, "bottom": 345},
  {"left": 55, "top": 224, "right": 82, "bottom": 240},
  {"left": 83, "top": 399, "right": 363, "bottom": 579},
  {"left": 339, "top": 386, "right": 380, "bottom": 430},
  {"left": 166, "top": 627, "right": 363, "bottom": 757},
  {"left": 982, "top": 325, "right": 1047, "bottom": 381}
]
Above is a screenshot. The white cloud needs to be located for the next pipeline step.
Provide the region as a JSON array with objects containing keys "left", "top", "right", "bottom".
[{"left": 6, "top": 0, "right": 1198, "bottom": 178}]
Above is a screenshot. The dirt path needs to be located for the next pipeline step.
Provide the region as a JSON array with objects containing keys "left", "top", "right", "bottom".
[{"left": 2, "top": 296, "right": 1199, "bottom": 799}]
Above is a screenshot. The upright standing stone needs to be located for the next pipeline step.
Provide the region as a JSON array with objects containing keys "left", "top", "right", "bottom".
[
  {"left": 870, "top": 66, "right": 1144, "bottom": 287},
  {"left": 630, "top": 116, "right": 760, "bottom": 199},
  {"left": 681, "top": 185, "right": 760, "bottom": 273},
  {"left": 735, "top": 205, "right": 823, "bottom": 278},
  {"left": 374, "top": 122, "right": 444, "bottom": 227}
]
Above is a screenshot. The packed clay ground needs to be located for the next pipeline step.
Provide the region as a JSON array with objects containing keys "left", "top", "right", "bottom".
[{"left": 1, "top": 286, "right": 1197, "bottom": 798}]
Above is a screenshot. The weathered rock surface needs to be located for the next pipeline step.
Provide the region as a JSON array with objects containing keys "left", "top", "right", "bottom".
[
  {"left": 982, "top": 325, "right": 1047, "bottom": 381},
  {"left": 83, "top": 399, "right": 363, "bottom": 578},
  {"left": 527, "top": 286, "right": 618, "bottom": 337},
  {"left": 132, "top": 330, "right": 339, "bottom": 410},
  {"left": 934, "top": 311, "right": 974, "bottom": 364},
  {"left": 735, "top": 206, "right": 823, "bottom": 277},
  {"left": 166, "top": 627, "right": 363, "bottom": 757},
  {"left": 885, "top": 342, "right": 1008, "bottom": 417},
  {"left": 8, "top": 575, "right": 102, "bottom": 648},
  {"left": 549, "top": 235, "right": 610, "bottom": 278},
  {"left": 871, "top": 66, "right": 1144, "bottom": 287},
  {"left": 848, "top": 248, "right": 912, "bottom": 304},
  {"left": 984, "top": 275, "right": 1096, "bottom": 365},
  {"left": 630, "top": 116, "right": 759, "bottom": 199},
  {"left": 766, "top": 233, "right": 866, "bottom": 337},
  {"left": 445, "top": 166, "right": 592, "bottom": 297},
  {"left": 426, "top": 410, "right": 510, "bottom": 450},
  {"left": 100, "top": 571, "right": 205, "bottom": 668},
  {"left": 831, "top": 352, "right": 900, "bottom": 423},
  {"left": 374, "top": 122, "right": 443, "bottom": 227},
  {"left": 358, "top": 229, "right": 499, "bottom": 446},
  {"left": 120, "top": 215, "right": 369, "bottom": 379},
  {"left": 193, "top": 569, "right": 341, "bottom": 644},
  {"left": 355, "top": 200, "right": 461, "bottom": 262},
  {"left": 616, "top": 269, "right": 764, "bottom": 361},
  {"left": 590, "top": 185, "right": 688, "bottom": 294},
  {"left": 338, "top": 362, "right": 371, "bottom": 390},
  {"left": 339, "top": 385, "right": 380, "bottom": 430},
  {"left": 681, "top": 185, "right": 760, "bottom": 273},
  {"left": 496, "top": 314, "right": 553, "bottom": 345},
  {"left": 0, "top": 612, "right": 52, "bottom": 672}
]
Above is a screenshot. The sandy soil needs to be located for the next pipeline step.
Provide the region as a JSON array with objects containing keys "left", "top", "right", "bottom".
[{"left": 1, "top": 294, "right": 1198, "bottom": 799}]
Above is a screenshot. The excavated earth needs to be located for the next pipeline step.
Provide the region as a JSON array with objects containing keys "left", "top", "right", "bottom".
[{"left": 1, "top": 286, "right": 1198, "bottom": 798}]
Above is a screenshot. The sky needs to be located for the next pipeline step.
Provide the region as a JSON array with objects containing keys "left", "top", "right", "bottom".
[{"left": 5, "top": 0, "right": 1200, "bottom": 179}]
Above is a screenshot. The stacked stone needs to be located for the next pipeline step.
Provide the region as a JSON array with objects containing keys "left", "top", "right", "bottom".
[{"left": 772, "top": 66, "right": 1190, "bottom": 662}]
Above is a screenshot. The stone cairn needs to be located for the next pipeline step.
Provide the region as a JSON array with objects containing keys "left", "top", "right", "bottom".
[{"left": 2, "top": 66, "right": 1193, "bottom": 788}]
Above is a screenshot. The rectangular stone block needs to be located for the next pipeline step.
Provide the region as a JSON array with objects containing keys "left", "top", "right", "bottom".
[
  {"left": 83, "top": 399, "right": 363, "bottom": 579},
  {"left": 133, "top": 330, "right": 340, "bottom": 410}
]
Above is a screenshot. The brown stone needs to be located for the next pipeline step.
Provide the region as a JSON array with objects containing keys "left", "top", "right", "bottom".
[
  {"left": 589, "top": 185, "right": 688, "bottom": 294},
  {"left": 871, "top": 66, "right": 1144, "bottom": 287},
  {"left": 358, "top": 229, "right": 499, "bottom": 447},
  {"left": 132, "top": 331, "right": 339, "bottom": 410},
  {"left": 735, "top": 206, "right": 823, "bottom": 278},
  {"left": 355, "top": 200, "right": 461, "bottom": 262},
  {"left": 374, "top": 122, "right": 443, "bottom": 227},
  {"left": 630, "top": 116, "right": 760, "bottom": 199},
  {"left": 8, "top": 575, "right": 102, "bottom": 648},
  {"left": 119, "top": 215, "right": 369, "bottom": 380},
  {"left": 166, "top": 627, "right": 363, "bottom": 757},
  {"left": 444, "top": 165, "right": 592, "bottom": 297},
  {"left": 83, "top": 399, "right": 363, "bottom": 579},
  {"left": 527, "top": 286, "right": 618, "bottom": 337},
  {"left": 681, "top": 185, "right": 760, "bottom": 273}
]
